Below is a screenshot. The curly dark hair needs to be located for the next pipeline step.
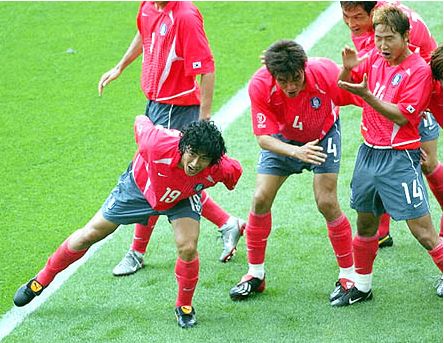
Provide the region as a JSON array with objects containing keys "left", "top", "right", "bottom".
[
  {"left": 178, "top": 120, "right": 226, "bottom": 165},
  {"left": 431, "top": 45, "right": 443, "bottom": 81},
  {"left": 264, "top": 40, "right": 307, "bottom": 81},
  {"left": 340, "top": 1, "right": 377, "bottom": 15}
]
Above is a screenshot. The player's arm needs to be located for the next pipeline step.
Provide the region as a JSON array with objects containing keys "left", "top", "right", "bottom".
[
  {"left": 199, "top": 72, "right": 215, "bottom": 121},
  {"left": 338, "top": 74, "right": 408, "bottom": 126},
  {"left": 256, "top": 135, "right": 327, "bottom": 165},
  {"left": 217, "top": 155, "right": 243, "bottom": 190},
  {"left": 98, "top": 31, "right": 143, "bottom": 96}
]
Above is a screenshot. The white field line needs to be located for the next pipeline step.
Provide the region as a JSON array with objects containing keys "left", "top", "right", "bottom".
[{"left": 0, "top": 2, "right": 342, "bottom": 341}]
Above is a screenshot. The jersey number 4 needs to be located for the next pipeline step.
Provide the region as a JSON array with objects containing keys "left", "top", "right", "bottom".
[{"left": 292, "top": 116, "right": 303, "bottom": 130}]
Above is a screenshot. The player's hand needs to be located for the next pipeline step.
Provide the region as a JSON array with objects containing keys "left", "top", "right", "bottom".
[
  {"left": 98, "top": 66, "right": 122, "bottom": 96},
  {"left": 420, "top": 147, "right": 428, "bottom": 164},
  {"left": 293, "top": 139, "right": 327, "bottom": 165},
  {"left": 341, "top": 46, "right": 367, "bottom": 71},
  {"left": 338, "top": 73, "right": 370, "bottom": 98}
]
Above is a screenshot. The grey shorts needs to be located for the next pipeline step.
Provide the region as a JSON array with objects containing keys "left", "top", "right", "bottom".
[
  {"left": 101, "top": 164, "right": 201, "bottom": 225},
  {"left": 145, "top": 100, "right": 199, "bottom": 130},
  {"left": 350, "top": 144, "right": 430, "bottom": 220},
  {"left": 257, "top": 120, "right": 342, "bottom": 176},
  {"left": 419, "top": 111, "right": 440, "bottom": 142}
]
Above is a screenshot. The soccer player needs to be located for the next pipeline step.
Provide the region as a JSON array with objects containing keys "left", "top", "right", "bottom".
[
  {"left": 430, "top": 45, "right": 443, "bottom": 297},
  {"left": 98, "top": 1, "right": 244, "bottom": 276},
  {"left": 13, "top": 116, "right": 242, "bottom": 328},
  {"left": 340, "top": 1, "right": 442, "bottom": 248},
  {"left": 332, "top": 5, "right": 442, "bottom": 306},
  {"left": 229, "top": 40, "right": 360, "bottom": 303}
]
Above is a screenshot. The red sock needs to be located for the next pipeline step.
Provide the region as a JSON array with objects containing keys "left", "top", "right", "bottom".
[
  {"left": 201, "top": 191, "right": 230, "bottom": 228},
  {"left": 426, "top": 163, "right": 443, "bottom": 208},
  {"left": 377, "top": 213, "right": 391, "bottom": 238},
  {"left": 428, "top": 238, "right": 443, "bottom": 272},
  {"left": 353, "top": 235, "right": 379, "bottom": 275},
  {"left": 36, "top": 239, "right": 87, "bottom": 286},
  {"left": 175, "top": 255, "right": 199, "bottom": 307},
  {"left": 327, "top": 213, "right": 353, "bottom": 268},
  {"left": 246, "top": 212, "right": 272, "bottom": 265},
  {"left": 131, "top": 216, "right": 159, "bottom": 254}
]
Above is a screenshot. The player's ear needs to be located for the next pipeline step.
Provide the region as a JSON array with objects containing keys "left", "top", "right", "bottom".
[{"left": 403, "top": 30, "right": 410, "bottom": 44}]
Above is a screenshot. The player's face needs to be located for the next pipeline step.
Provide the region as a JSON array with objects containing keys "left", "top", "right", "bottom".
[
  {"left": 342, "top": 6, "right": 373, "bottom": 36},
  {"left": 276, "top": 70, "right": 305, "bottom": 98},
  {"left": 375, "top": 24, "right": 409, "bottom": 66},
  {"left": 180, "top": 148, "right": 212, "bottom": 176}
]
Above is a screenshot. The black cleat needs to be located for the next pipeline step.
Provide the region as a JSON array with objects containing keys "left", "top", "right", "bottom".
[
  {"left": 229, "top": 274, "right": 265, "bottom": 301},
  {"left": 329, "top": 278, "right": 354, "bottom": 303},
  {"left": 175, "top": 306, "right": 197, "bottom": 328},
  {"left": 13, "top": 279, "right": 44, "bottom": 307},
  {"left": 331, "top": 286, "right": 373, "bottom": 307},
  {"left": 378, "top": 234, "right": 393, "bottom": 248}
]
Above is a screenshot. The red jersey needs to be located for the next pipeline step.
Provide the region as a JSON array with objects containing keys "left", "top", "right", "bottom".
[
  {"left": 428, "top": 80, "right": 443, "bottom": 128},
  {"left": 131, "top": 116, "right": 242, "bottom": 211},
  {"left": 249, "top": 59, "right": 359, "bottom": 142},
  {"left": 137, "top": 1, "right": 215, "bottom": 105},
  {"left": 350, "top": 49, "right": 433, "bottom": 149},
  {"left": 351, "top": 1, "right": 437, "bottom": 62}
]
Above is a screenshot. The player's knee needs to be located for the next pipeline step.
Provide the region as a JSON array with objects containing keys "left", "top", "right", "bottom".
[
  {"left": 421, "top": 158, "right": 438, "bottom": 175},
  {"left": 252, "top": 191, "right": 273, "bottom": 214},
  {"left": 177, "top": 240, "right": 198, "bottom": 261},
  {"left": 316, "top": 196, "right": 339, "bottom": 218}
]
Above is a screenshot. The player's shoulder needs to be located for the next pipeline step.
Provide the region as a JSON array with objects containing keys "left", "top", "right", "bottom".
[
  {"left": 307, "top": 57, "right": 339, "bottom": 73},
  {"left": 173, "top": 1, "right": 201, "bottom": 20},
  {"left": 249, "top": 66, "right": 274, "bottom": 93}
]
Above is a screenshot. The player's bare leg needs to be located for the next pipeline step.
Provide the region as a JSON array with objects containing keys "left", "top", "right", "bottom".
[
  {"left": 14, "top": 211, "right": 119, "bottom": 306},
  {"left": 313, "top": 173, "right": 355, "bottom": 302},
  {"left": 171, "top": 217, "right": 200, "bottom": 328},
  {"left": 230, "top": 174, "right": 287, "bottom": 300}
]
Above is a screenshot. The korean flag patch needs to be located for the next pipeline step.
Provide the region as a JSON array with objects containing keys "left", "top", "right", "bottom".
[
  {"left": 406, "top": 105, "right": 416, "bottom": 113},
  {"left": 192, "top": 61, "right": 202, "bottom": 69},
  {"left": 194, "top": 183, "right": 204, "bottom": 192}
]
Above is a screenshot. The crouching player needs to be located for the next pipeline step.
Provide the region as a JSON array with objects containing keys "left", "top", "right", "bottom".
[
  {"left": 229, "top": 40, "right": 360, "bottom": 303},
  {"left": 13, "top": 116, "right": 242, "bottom": 328},
  {"left": 332, "top": 6, "right": 442, "bottom": 306}
]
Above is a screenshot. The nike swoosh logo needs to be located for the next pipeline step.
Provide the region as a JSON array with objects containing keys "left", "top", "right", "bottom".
[
  {"left": 349, "top": 297, "right": 363, "bottom": 304},
  {"left": 428, "top": 125, "right": 436, "bottom": 130},
  {"left": 333, "top": 159, "right": 340, "bottom": 163},
  {"left": 413, "top": 202, "right": 423, "bottom": 208},
  {"left": 142, "top": 12, "right": 149, "bottom": 17},
  {"left": 157, "top": 172, "right": 167, "bottom": 177}
]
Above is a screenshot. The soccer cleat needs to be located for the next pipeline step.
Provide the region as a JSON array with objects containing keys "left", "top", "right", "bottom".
[
  {"left": 229, "top": 274, "right": 265, "bottom": 301},
  {"left": 330, "top": 286, "right": 373, "bottom": 307},
  {"left": 13, "top": 278, "right": 44, "bottom": 307},
  {"left": 112, "top": 249, "right": 144, "bottom": 276},
  {"left": 175, "top": 306, "right": 197, "bottom": 328},
  {"left": 219, "top": 217, "right": 246, "bottom": 262},
  {"left": 329, "top": 278, "right": 355, "bottom": 303},
  {"left": 436, "top": 277, "right": 443, "bottom": 298},
  {"left": 378, "top": 233, "right": 394, "bottom": 248}
]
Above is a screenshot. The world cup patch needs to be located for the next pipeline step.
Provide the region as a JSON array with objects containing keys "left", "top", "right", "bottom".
[
  {"left": 391, "top": 73, "right": 402, "bottom": 86},
  {"left": 194, "top": 183, "right": 204, "bottom": 192},
  {"left": 159, "top": 23, "right": 168, "bottom": 36},
  {"left": 256, "top": 112, "right": 266, "bottom": 128},
  {"left": 310, "top": 97, "right": 321, "bottom": 109}
]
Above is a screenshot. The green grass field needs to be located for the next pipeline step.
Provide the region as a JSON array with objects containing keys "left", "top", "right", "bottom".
[{"left": 1, "top": 1, "right": 442, "bottom": 342}]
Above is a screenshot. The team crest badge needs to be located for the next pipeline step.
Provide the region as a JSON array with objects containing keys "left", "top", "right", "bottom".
[
  {"left": 160, "top": 23, "right": 168, "bottom": 36},
  {"left": 391, "top": 73, "right": 402, "bottom": 86},
  {"left": 194, "top": 183, "right": 205, "bottom": 192},
  {"left": 310, "top": 97, "right": 321, "bottom": 109}
]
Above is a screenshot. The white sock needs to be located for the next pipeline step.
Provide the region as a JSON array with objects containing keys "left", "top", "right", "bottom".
[
  {"left": 354, "top": 272, "right": 372, "bottom": 293},
  {"left": 247, "top": 263, "right": 265, "bottom": 280},
  {"left": 338, "top": 266, "right": 355, "bottom": 282}
]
